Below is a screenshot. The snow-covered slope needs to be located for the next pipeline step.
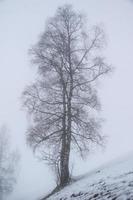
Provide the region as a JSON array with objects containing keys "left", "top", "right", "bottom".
[{"left": 46, "top": 153, "right": 133, "bottom": 200}]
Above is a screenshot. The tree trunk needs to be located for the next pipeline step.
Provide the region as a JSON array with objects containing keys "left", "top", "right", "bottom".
[
  {"left": 60, "top": 92, "right": 72, "bottom": 186},
  {"left": 60, "top": 136, "right": 71, "bottom": 186},
  {"left": 59, "top": 30, "right": 73, "bottom": 187},
  {"left": 60, "top": 80, "right": 71, "bottom": 186}
]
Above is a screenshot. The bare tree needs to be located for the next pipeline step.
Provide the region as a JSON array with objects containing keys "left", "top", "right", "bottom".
[
  {"left": 0, "top": 125, "right": 19, "bottom": 199},
  {"left": 22, "top": 5, "right": 111, "bottom": 187}
]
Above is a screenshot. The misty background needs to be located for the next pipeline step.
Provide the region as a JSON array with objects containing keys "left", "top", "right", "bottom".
[{"left": 0, "top": 0, "right": 133, "bottom": 199}]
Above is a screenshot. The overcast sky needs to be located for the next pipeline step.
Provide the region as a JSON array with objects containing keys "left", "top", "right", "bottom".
[{"left": 0, "top": 0, "right": 133, "bottom": 199}]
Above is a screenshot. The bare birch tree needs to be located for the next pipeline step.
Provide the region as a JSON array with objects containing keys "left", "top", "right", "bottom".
[
  {"left": 0, "top": 125, "right": 19, "bottom": 199},
  {"left": 22, "top": 5, "right": 111, "bottom": 187}
]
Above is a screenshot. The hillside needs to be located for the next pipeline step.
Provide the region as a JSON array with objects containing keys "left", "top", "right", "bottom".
[{"left": 44, "top": 153, "right": 133, "bottom": 200}]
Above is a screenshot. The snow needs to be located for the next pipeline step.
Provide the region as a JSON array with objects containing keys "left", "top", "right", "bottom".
[{"left": 45, "top": 152, "right": 133, "bottom": 199}]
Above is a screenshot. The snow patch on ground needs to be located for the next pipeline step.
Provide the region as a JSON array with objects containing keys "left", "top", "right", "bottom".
[{"left": 47, "top": 153, "right": 133, "bottom": 200}]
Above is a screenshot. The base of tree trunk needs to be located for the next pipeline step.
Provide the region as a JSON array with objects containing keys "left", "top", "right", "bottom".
[
  {"left": 60, "top": 176, "right": 71, "bottom": 187},
  {"left": 41, "top": 186, "right": 60, "bottom": 200},
  {"left": 41, "top": 178, "right": 73, "bottom": 200}
]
